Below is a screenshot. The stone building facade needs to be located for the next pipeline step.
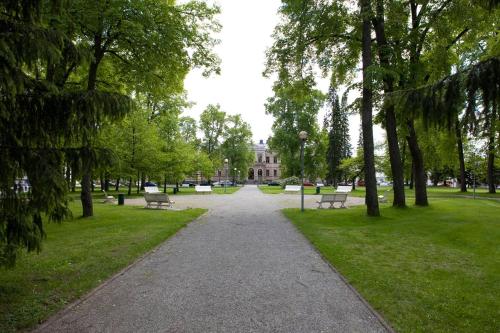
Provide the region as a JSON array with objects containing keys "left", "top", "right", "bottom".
[{"left": 246, "top": 140, "right": 281, "bottom": 184}]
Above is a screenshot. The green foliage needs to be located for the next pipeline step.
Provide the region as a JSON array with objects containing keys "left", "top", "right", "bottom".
[
  {"left": 324, "top": 87, "right": 352, "bottom": 185},
  {"left": 0, "top": 0, "right": 221, "bottom": 266},
  {"left": 221, "top": 115, "right": 254, "bottom": 181},
  {"left": 200, "top": 104, "right": 226, "bottom": 157},
  {"left": 265, "top": 76, "right": 325, "bottom": 178}
]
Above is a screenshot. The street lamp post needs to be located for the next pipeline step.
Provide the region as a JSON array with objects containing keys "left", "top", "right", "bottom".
[
  {"left": 224, "top": 158, "right": 228, "bottom": 193},
  {"left": 299, "top": 131, "right": 308, "bottom": 212},
  {"left": 233, "top": 167, "right": 237, "bottom": 186}
]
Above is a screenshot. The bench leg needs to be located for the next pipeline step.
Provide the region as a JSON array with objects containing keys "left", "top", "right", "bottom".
[
  {"left": 317, "top": 202, "right": 323, "bottom": 209},
  {"left": 340, "top": 201, "right": 346, "bottom": 208},
  {"left": 329, "top": 202, "right": 335, "bottom": 209}
]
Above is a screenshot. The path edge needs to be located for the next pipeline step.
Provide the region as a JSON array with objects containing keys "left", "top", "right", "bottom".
[
  {"left": 31, "top": 209, "right": 209, "bottom": 333},
  {"left": 280, "top": 210, "right": 396, "bottom": 333}
]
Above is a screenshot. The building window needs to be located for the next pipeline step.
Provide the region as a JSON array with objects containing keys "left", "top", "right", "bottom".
[
  {"left": 266, "top": 169, "right": 270, "bottom": 177},
  {"left": 258, "top": 154, "right": 262, "bottom": 163},
  {"left": 274, "top": 170, "right": 277, "bottom": 177},
  {"left": 266, "top": 156, "right": 270, "bottom": 163},
  {"left": 274, "top": 156, "right": 278, "bottom": 163}
]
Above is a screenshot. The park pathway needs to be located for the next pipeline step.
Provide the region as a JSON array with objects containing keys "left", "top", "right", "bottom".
[{"left": 36, "top": 186, "right": 390, "bottom": 333}]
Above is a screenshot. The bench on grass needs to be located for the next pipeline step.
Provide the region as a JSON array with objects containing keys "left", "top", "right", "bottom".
[
  {"left": 316, "top": 193, "right": 348, "bottom": 209},
  {"left": 195, "top": 185, "right": 212, "bottom": 193},
  {"left": 144, "top": 186, "right": 160, "bottom": 193},
  {"left": 284, "top": 185, "right": 301, "bottom": 193},
  {"left": 336, "top": 185, "right": 352, "bottom": 193},
  {"left": 102, "top": 191, "right": 116, "bottom": 203},
  {"left": 144, "top": 192, "right": 174, "bottom": 209}
]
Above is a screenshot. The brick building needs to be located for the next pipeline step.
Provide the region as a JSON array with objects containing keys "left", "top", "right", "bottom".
[{"left": 246, "top": 140, "right": 281, "bottom": 184}]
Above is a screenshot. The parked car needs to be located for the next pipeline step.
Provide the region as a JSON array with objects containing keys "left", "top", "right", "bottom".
[
  {"left": 357, "top": 180, "right": 365, "bottom": 186},
  {"left": 144, "top": 181, "right": 157, "bottom": 187},
  {"left": 303, "top": 182, "right": 314, "bottom": 186},
  {"left": 267, "top": 181, "right": 280, "bottom": 186},
  {"left": 213, "top": 180, "right": 234, "bottom": 186}
]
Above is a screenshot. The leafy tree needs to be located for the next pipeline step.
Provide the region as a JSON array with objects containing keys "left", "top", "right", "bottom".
[
  {"left": 200, "top": 104, "right": 226, "bottom": 157},
  {"left": 179, "top": 116, "right": 199, "bottom": 144},
  {"left": 265, "top": 76, "right": 325, "bottom": 178},
  {"left": 70, "top": 0, "right": 221, "bottom": 216},
  {"left": 221, "top": 115, "right": 254, "bottom": 181}
]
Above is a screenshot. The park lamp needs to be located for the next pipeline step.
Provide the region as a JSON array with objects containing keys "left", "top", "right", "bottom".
[
  {"left": 299, "top": 131, "right": 308, "bottom": 212},
  {"left": 224, "top": 158, "right": 229, "bottom": 193}
]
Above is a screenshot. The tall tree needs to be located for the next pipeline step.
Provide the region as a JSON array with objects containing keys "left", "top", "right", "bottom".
[
  {"left": 200, "top": 104, "right": 226, "bottom": 157},
  {"left": 220, "top": 115, "right": 254, "bottom": 180},
  {"left": 372, "top": 0, "right": 406, "bottom": 207},
  {"left": 360, "top": 0, "right": 380, "bottom": 216},
  {"left": 324, "top": 87, "right": 352, "bottom": 186},
  {"left": 265, "top": 75, "right": 325, "bottom": 178},
  {"left": 0, "top": 0, "right": 126, "bottom": 266}
]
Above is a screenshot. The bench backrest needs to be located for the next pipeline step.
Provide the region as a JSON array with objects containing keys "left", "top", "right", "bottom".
[
  {"left": 144, "top": 186, "right": 160, "bottom": 193},
  {"left": 336, "top": 185, "right": 352, "bottom": 193},
  {"left": 195, "top": 185, "right": 212, "bottom": 192},
  {"left": 144, "top": 192, "right": 170, "bottom": 202},
  {"left": 284, "top": 185, "right": 301, "bottom": 191},
  {"left": 321, "top": 193, "right": 348, "bottom": 202}
]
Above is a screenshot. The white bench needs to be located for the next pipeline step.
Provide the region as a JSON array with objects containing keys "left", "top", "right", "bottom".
[
  {"left": 316, "top": 193, "right": 348, "bottom": 208},
  {"left": 144, "top": 186, "right": 160, "bottom": 193},
  {"left": 102, "top": 191, "right": 116, "bottom": 203},
  {"left": 144, "top": 192, "right": 174, "bottom": 209},
  {"left": 284, "top": 185, "right": 301, "bottom": 193},
  {"left": 336, "top": 185, "right": 352, "bottom": 193},
  {"left": 195, "top": 185, "right": 212, "bottom": 193}
]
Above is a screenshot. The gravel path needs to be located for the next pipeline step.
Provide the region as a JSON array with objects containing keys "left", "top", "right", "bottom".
[{"left": 35, "top": 186, "right": 389, "bottom": 333}]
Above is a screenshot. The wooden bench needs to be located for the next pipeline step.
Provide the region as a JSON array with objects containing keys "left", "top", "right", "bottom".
[
  {"left": 284, "top": 185, "right": 301, "bottom": 193},
  {"left": 316, "top": 193, "right": 348, "bottom": 209},
  {"left": 144, "top": 192, "right": 174, "bottom": 209},
  {"left": 336, "top": 185, "right": 352, "bottom": 193},
  {"left": 195, "top": 185, "right": 212, "bottom": 193}
]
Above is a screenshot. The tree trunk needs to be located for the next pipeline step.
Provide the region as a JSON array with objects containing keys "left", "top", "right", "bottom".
[
  {"left": 360, "top": 0, "right": 380, "bottom": 216},
  {"left": 104, "top": 173, "right": 110, "bottom": 192},
  {"left": 487, "top": 134, "right": 496, "bottom": 194},
  {"left": 164, "top": 175, "right": 167, "bottom": 193},
  {"left": 487, "top": 104, "right": 496, "bottom": 194},
  {"left": 373, "top": 0, "right": 405, "bottom": 208},
  {"left": 137, "top": 171, "right": 140, "bottom": 194},
  {"left": 455, "top": 120, "right": 467, "bottom": 192},
  {"left": 406, "top": 120, "right": 428, "bottom": 205},
  {"left": 115, "top": 178, "right": 120, "bottom": 192},
  {"left": 81, "top": 173, "right": 93, "bottom": 217},
  {"left": 409, "top": 164, "right": 414, "bottom": 190},
  {"left": 100, "top": 174, "right": 105, "bottom": 192},
  {"left": 128, "top": 176, "right": 132, "bottom": 195},
  {"left": 79, "top": 33, "right": 103, "bottom": 217},
  {"left": 140, "top": 174, "right": 146, "bottom": 191}
]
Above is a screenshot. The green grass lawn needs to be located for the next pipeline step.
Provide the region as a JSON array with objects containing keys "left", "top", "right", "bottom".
[
  {"left": 0, "top": 203, "right": 206, "bottom": 332},
  {"left": 68, "top": 185, "right": 241, "bottom": 201},
  {"left": 284, "top": 199, "right": 500, "bottom": 332},
  {"left": 259, "top": 184, "right": 500, "bottom": 199}
]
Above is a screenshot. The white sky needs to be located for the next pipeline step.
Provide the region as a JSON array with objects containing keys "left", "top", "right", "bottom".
[{"left": 182, "top": 0, "right": 383, "bottom": 149}]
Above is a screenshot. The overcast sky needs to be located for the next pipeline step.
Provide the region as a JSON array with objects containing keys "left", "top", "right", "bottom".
[{"left": 182, "top": 0, "right": 383, "bottom": 149}]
